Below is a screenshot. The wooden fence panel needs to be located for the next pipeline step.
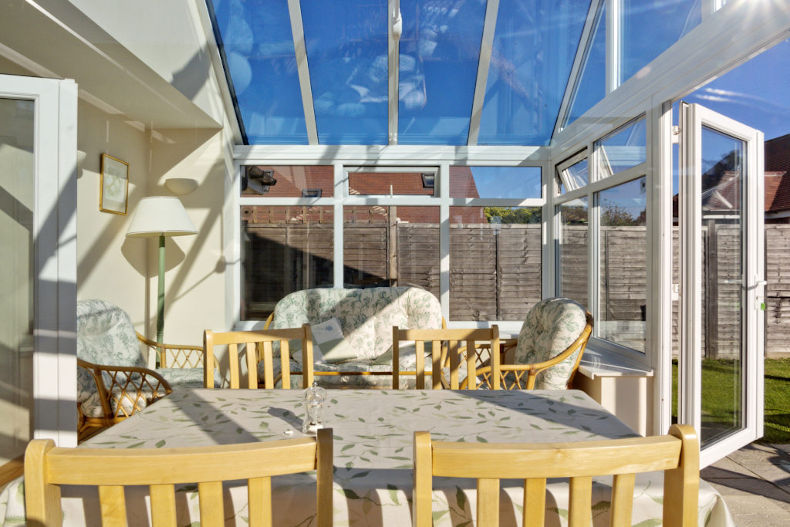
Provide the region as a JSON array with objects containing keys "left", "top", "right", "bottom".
[
  {"left": 397, "top": 224, "right": 441, "bottom": 298},
  {"left": 497, "top": 225, "right": 542, "bottom": 321},
  {"left": 449, "top": 225, "right": 497, "bottom": 320}
]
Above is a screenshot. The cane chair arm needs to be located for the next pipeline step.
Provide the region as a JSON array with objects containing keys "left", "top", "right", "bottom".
[
  {"left": 77, "top": 358, "right": 172, "bottom": 421},
  {"left": 462, "top": 313, "right": 592, "bottom": 390},
  {"left": 137, "top": 333, "right": 204, "bottom": 368}
]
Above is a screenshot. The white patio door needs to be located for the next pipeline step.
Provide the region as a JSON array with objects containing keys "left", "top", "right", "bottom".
[
  {"left": 0, "top": 74, "right": 78, "bottom": 464},
  {"left": 678, "top": 102, "right": 764, "bottom": 467}
]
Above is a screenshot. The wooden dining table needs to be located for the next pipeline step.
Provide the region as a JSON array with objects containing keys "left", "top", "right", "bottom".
[{"left": 0, "top": 388, "right": 733, "bottom": 526}]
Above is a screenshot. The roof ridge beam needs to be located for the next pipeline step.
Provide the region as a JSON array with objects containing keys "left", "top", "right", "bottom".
[
  {"left": 552, "top": 0, "right": 605, "bottom": 141},
  {"left": 288, "top": 0, "right": 318, "bottom": 144},
  {"left": 467, "top": 0, "right": 500, "bottom": 146},
  {"left": 388, "top": 0, "right": 401, "bottom": 145}
]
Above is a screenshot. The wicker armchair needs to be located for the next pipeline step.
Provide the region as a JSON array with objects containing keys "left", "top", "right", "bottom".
[
  {"left": 76, "top": 300, "right": 203, "bottom": 440},
  {"left": 464, "top": 298, "right": 593, "bottom": 390}
]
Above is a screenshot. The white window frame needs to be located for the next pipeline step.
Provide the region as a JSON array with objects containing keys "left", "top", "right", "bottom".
[
  {"left": 549, "top": 0, "right": 790, "bottom": 439},
  {"left": 552, "top": 113, "right": 651, "bottom": 365},
  {"left": 229, "top": 146, "right": 548, "bottom": 336},
  {"left": 0, "top": 74, "right": 78, "bottom": 447}
]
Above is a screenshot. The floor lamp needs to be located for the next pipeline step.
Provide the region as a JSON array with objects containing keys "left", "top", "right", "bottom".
[{"left": 126, "top": 196, "right": 197, "bottom": 344}]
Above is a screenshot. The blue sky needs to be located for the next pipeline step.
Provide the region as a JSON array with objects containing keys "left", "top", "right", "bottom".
[{"left": 685, "top": 38, "right": 790, "bottom": 141}]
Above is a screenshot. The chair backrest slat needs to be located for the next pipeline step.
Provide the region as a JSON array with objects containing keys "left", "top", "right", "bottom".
[
  {"left": 98, "top": 485, "right": 127, "bottom": 526},
  {"left": 610, "top": 472, "right": 636, "bottom": 526},
  {"left": 523, "top": 478, "right": 546, "bottom": 527},
  {"left": 431, "top": 340, "right": 442, "bottom": 389},
  {"left": 413, "top": 424, "right": 699, "bottom": 527},
  {"left": 198, "top": 481, "right": 225, "bottom": 527},
  {"left": 568, "top": 476, "right": 592, "bottom": 527},
  {"left": 150, "top": 483, "right": 177, "bottom": 527},
  {"left": 248, "top": 476, "right": 272, "bottom": 527},
  {"left": 477, "top": 478, "right": 500, "bottom": 527},
  {"left": 415, "top": 340, "right": 425, "bottom": 389},
  {"left": 279, "top": 340, "right": 290, "bottom": 389},
  {"left": 228, "top": 343, "right": 240, "bottom": 389},
  {"left": 24, "top": 429, "right": 333, "bottom": 526},
  {"left": 203, "top": 326, "right": 313, "bottom": 389}
]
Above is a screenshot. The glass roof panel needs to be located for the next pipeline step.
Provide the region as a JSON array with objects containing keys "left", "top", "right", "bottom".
[
  {"left": 478, "top": 0, "right": 590, "bottom": 145},
  {"left": 210, "top": 0, "right": 308, "bottom": 144},
  {"left": 301, "top": 0, "right": 388, "bottom": 144},
  {"left": 566, "top": 2, "right": 605, "bottom": 127},
  {"left": 398, "top": 0, "right": 486, "bottom": 145},
  {"left": 622, "top": 0, "right": 700, "bottom": 83}
]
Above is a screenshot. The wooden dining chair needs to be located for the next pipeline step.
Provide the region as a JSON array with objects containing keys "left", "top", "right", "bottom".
[
  {"left": 392, "top": 326, "right": 500, "bottom": 389},
  {"left": 413, "top": 424, "right": 699, "bottom": 527},
  {"left": 203, "top": 325, "right": 314, "bottom": 389},
  {"left": 25, "top": 428, "right": 333, "bottom": 527}
]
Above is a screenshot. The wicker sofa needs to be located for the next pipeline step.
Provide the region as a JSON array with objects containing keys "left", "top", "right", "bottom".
[{"left": 263, "top": 286, "right": 444, "bottom": 387}]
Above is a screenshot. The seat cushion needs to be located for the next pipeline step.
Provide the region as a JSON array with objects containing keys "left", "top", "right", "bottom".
[
  {"left": 515, "top": 298, "right": 588, "bottom": 390},
  {"left": 271, "top": 287, "right": 442, "bottom": 362},
  {"left": 77, "top": 299, "right": 145, "bottom": 367},
  {"left": 157, "top": 367, "right": 207, "bottom": 388}
]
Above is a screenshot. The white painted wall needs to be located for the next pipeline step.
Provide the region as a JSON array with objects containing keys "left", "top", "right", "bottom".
[
  {"left": 144, "top": 128, "right": 228, "bottom": 345},
  {"left": 75, "top": 102, "right": 151, "bottom": 334}
]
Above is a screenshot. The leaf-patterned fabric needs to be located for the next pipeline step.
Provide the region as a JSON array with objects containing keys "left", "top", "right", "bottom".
[
  {"left": 76, "top": 300, "right": 203, "bottom": 418},
  {"left": 0, "top": 389, "right": 733, "bottom": 526},
  {"left": 77, "top": 299, "right": 146, "bottom": 367},
  {"left": 515, "top": 297, "right": 588, "bottom": 389},
  {"left": 267, "top": 287, "right": 443, "bottom": 387}
]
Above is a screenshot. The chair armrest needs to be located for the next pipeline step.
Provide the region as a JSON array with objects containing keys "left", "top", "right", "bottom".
[
  {"left": 77, "top": 358, "right": 172, "bottom": 420},
  {"left": 137, "top": 332, "right": 204, "bottom": 368}
]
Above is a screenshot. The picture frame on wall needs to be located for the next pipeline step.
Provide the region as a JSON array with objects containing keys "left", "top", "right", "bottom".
[{"left": 99, "top": 153, "right": 129, "bottom": 215}]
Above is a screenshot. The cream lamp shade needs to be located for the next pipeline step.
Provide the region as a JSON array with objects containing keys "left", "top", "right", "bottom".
[
  {"left": 126, "top": 196, "right": 197, "bottom": 237},
  {"left": 126, "top": 196, "right": 197, "bottom": 344}
]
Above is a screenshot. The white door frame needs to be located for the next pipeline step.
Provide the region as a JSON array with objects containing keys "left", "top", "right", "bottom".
[
  {"left": 679, "top": 102, "right": 764, "bottom": 467},
  {"left": 0, "top": 74, "right": 78, "bottom": 447}
]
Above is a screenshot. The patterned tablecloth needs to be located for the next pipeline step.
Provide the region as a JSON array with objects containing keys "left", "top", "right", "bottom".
[{"left": 0, "top": 388, "right": 733, "bottom": 526}]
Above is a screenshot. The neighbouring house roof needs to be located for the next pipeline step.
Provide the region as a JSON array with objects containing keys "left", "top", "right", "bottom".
[{"left": 766, "top": 134, "right": 790, "bottom": 214}]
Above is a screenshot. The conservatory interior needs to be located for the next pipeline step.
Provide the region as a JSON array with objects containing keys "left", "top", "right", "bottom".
[{"left": 1, "top": 0, "right": 789, "bottom": 524}]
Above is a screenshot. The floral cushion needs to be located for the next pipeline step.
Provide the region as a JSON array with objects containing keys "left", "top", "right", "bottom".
[
  {"left": 270, "top": 287, "right": 442, "bottom": 361},
  {"left": 158, "top": 367, "right": 207, "bottom": 387},
  {"left": 265, "top": 287, "right": 443, "bottom": 385},
  {"left": 77, "top": 299, "right": 146, "bottom": 367},
  {"left": 515, "top": 297, "right": 588, "bottom": 390}
]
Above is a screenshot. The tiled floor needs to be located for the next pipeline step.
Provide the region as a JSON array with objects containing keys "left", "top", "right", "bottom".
[{"left": 702, "top": 443, "right": 790, "bottom": 526}]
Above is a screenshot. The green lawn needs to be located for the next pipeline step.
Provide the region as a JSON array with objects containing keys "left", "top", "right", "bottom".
[{"left": 672, "top": 358, "right": 790, "bottom": 443}]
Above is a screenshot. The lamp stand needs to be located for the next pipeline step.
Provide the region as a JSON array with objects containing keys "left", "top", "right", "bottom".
[{"left": 157, "top": 234, "right": 165, "bottom": 344}]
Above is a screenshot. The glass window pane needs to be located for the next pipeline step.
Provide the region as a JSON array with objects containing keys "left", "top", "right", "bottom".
[
  {"left": 301, "top": 0, "right": 388, "bottom": 144},
  {"left": 241, "top": 205, "right": 334, "bottom": 319},
  {"left": 208, "top": 0, "right": 308, "bottom": 144},
  {"left": 344, "top": 207, "right": 439, "bottom": 294},
  {"left": 0, "top": 98, "right": 34, "bottom": 464},
  {"left": 450, "top": 166, "right": 541, "bottom": 199},
  {"left": 478, "top": 0, "right": 590, "bottom": 145},
  {"left": 559, "top": 158, "right": 588, "bottom": 193},
  {"left": 597, "top": 177, "right": 647, "bottom": 352},
  {"left": 450, "top": 207, "right": 541, "bottom": 321},
  {"left": 622, "top": 0, "right": 701, "bottom": 83},
  {"left": 348, "top": 171, "right": 435, "bottom": 196},
  {"left": 597, "top": 118, "right": 646, "bottom": 176},
  {"left": 398, "top": 0, "right": 486, "bottom": 145},
  {"left": 700, "top": 126, "right": 745, "bottom": 445},
  {"left": 567, "top": 3, "right": 605, "bottom": 126},
  {"left": 558, "top": 198, "right": 589, "bottom": 310},
  {"left": 242, "top": 165, "right": 334, "bottom": 197}
]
